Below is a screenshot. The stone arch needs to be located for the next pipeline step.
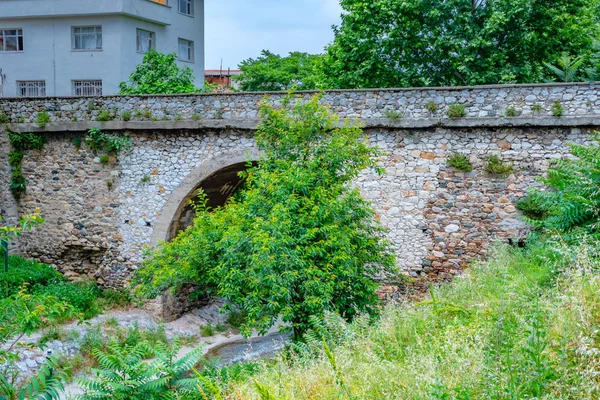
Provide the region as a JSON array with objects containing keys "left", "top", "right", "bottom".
[{"left": 150, "top": 149, "right": 259, "bottom": 246}]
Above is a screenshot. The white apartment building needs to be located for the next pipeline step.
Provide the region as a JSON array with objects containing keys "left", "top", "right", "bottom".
[{"left": 0, "top": 0, "right": 205, "bottom": 97}]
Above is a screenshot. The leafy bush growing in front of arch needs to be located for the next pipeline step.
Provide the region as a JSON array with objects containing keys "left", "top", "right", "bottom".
[{"left": 136, "top": 93, "right": 396, "bottom": 340}]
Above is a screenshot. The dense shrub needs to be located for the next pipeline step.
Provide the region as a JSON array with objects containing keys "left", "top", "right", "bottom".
[
  {"left": 1, "top": 256, "right": 129, "bottom": 318},
  {"left": 0, "top": 256, "right": 66, "bottom": 298},
  {"left": 36, "top": 281, "right": 102, "bottom": 319},
  {"left": 527, "top": 134, "right": 600, "bottom": 234}
]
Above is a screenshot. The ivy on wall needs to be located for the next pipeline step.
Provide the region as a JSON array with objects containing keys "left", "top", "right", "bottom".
[{"left": 8, "top": 132, "right": 46, "bottom": 200}]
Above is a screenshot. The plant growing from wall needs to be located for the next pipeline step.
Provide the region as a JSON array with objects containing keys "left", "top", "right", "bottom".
[
  {"left": 120, "top": 111, "right": 132, "bottom": 121},
  {"left": 85, "top": 128, "right": 131, "bottom": 163},
  {"left": 447, "top": 153, "right": 473, "bottom": 172},
  {"left": 516, "top": 195, "right": 549, "bottom": 221},
  {"left": 384, "top": 110, "right": 403, "bottom": 121},
  {"left": 96, "top": 109, "right": 115, "bottom": 122},
  {"left": 486, "top": 154, "right": 514, "bottom": 176},
  {"left": 425, "top": 101, "right": 438, "bottom": 114},
  {"left": 36, "top": 111, "right": 51, "bottom": 128},
  {"left": 552, "top": 101, "right": 565, "bottom": 117},
  {"left": 505, "top": 106, "right": 522, "bottom": 117},
  {"left": 0, "top": 113, "right": 8, "bottom": 123},
  {"left": 8, "top": 132, "right": 46, "bottom": 200},
  {"left": 447, "top": 104, "right": 467, "bottom": 119},
  {"left": 532, "top": 104, "right": 544, "bottom": 113}
]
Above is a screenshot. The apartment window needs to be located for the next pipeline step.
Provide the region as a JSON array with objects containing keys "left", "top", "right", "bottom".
[
  {"left": 178, "top": 38, "right": 194, "bottom": 62},
  {"left": 17, "top": 81, "right": 46, "bottom": 97},
  {"left": 178, "top": 0, "right": 193, "bottom": 16},
  {"left": 72, "top": 80, "right": 103, "bottom": 96},
  {"left": 0, "top": 29, "right": 24, "bottom": 52},
  {"left": 137, "top": 29, "right": 155, "bottom": 53},
  {"left": 72, "top": 26, "right": 102, "bottom": 50}
]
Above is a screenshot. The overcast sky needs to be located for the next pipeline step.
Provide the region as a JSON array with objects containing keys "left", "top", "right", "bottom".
[{"left": 204, "top": 0, "right": 343, "bottom": 69}]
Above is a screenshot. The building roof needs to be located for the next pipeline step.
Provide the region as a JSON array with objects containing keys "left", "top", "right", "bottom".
[{"left": 205, "top": 69, "right": 242, "bottom": 76}]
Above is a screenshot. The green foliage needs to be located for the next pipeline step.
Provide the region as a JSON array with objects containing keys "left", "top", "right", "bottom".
[
  {"left": 322, "top": 0, "right": 600, "bottom": 88},
  {"left": 99, "top": 154, "right": 110, "bottom": 165},
  {"left": 96, "top": 109, "right": 115, "bottom": 122},
  {"left": 137, "top": 93, "right": 394, "bottom": 339},
  {"left": 425, "top": 101, "right": 438, "bottom": 114},
  {"left": 119, "top": 50, "right": 198, "bottom": 95},
  {"left": 447, "top": 153, "right": 473, "bottom": 172},
  {"left": 0, "top": 212, "right": 44, "bottom": 244},
  {"left": 7, "top": 133, "right": 46, "bottom": 200},
  {"left": 505, "top": 106, "right": 522, "bottom": 117},
  {"left": 229, "top": 238, "right": 600, "bottom": 398},
  {"left": 532, "top": 103, "right": 544, "bottom": 113},
  {"left": 7, "top": 151, "right": 23, "bottom": 168},
  {"left": 72, "top": 136, "right": 83, "bottom": 148},
  {"left": 37, "top": 281, "right": 102, "bottom": 319},
  {"left": 120, "top": 110, "right": 132, "bottom": 121},
  {"left": 8, "top": 132, "right": 46, "bottom": 151},
  {"left": 235, "top": 50, "right": 325, "bottom": 91},
  {"left": 552, "top": 100, "right": 565, "bottom": 117},
  {"left": 36, "top": 111, "right": 51, "bottom": 128},
  {"left": 0, "top": 256, "right": 66, "bottom": 299},
  {"left": 526, "top": 135, "right": 600, "bottom": 234},
  {"left": 0, "top": 113, "right": 8, "bottom": 123},
  {"left": 142, "top": 109, "right": 152, "bottom": 119},
  {"left": 383, "top": 110, "right": 403, "bottom": 121},
  {"left": 85, "top": 128, "right": 132, "bottom": 156},
  {"left": 0, "top": 357, "right": 68, "bottom": 400},
  {"left": 191, "top": 113, "right": 201, "bottom": 121},
  {"left": 200, "top": 324, "right": 216, "bottom": 337},
  {"left": 0, "top": 287, "right": 81, "bottom": 400},
  {"left": 544, "top": 53, "right": 586, "bottom": 82},
  {"left": 486, "top": 154, "right": 514, "bottom": 175},
  {"left": 77, "top": 339, "right": 205, "bottom": 400},
  {"left": 139, "top": 175, "right": 151, "bottom": 184},
  {"left": 516, "top": 195, "right": 549, "bottom": 220},
  {"left": 447, "top": 104, "right": 467, "bottom": 119}
]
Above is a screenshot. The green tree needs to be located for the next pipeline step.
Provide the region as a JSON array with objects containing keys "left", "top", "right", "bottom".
[
  {"left": 525, "top": 135, "right": 600, "bottom": 235},
  {"left": 119, "top": 50, "right": 198, "bottom": 95},
  {"left": 235, "top": 50, "right": 325, "bottom": 91},
  {"left": 137, "top": 94, "right": 395, "bottom": 339},
  {"left": 322, "top": 0, "right": 600, "bottom": 88}
]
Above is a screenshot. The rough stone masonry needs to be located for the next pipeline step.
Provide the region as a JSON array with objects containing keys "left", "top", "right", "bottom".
[{"left": 1, "top": 82, "right": 599, "bottom": 299}]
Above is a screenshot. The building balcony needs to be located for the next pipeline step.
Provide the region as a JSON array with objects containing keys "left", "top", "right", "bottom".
[{"left": 0, "top": 0, "right": 171, "bottom": 26}]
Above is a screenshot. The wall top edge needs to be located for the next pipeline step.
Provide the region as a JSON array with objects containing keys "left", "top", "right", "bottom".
[{"left": 1, "top": 82, "right": 598, "bottom": 103}]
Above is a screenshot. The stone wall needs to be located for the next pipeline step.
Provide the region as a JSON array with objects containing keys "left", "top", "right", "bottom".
[
  {"left": 0, "top": 83, "right": 599, "bottom": 293},
  {"left": 1, "top": 82, "right": 599, "bottom": 124}
]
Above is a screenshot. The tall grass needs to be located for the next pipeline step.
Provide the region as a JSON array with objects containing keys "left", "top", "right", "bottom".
[{"left": 229, "top": 237, "right": 600, "bottom": 399}]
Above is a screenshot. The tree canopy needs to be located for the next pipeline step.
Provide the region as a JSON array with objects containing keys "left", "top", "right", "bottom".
[
  {"left": 119, "top": 50, "right": 198, "bottom": 95},
  {"left": 321, "top": 0, "right": 600, "bottom": 88},
  {"left": 136, "top": 94, "right": 394, "bottom": 339},
  {"left": 235, "top": 50, "right": 325, "bottom": 91}
]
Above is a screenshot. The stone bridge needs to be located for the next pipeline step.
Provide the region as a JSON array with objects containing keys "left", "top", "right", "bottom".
[{"left": 1, "top": 82, "right": 599, "bottom": 296}]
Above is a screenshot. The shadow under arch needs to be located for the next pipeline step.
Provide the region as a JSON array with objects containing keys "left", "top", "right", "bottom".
[{"left": 150, "top": 149, "right": 260, "bottom": 246}]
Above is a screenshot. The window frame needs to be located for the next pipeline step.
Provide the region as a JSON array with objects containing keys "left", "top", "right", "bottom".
[
  {"left": 72, "top": 80, "right": 103, "bottom": 96},
  {"left": 17, "top": 81, "right": 46, "bottom": 98},
  {"left": 0, "top": 28, "right": 24, "bottom": 52},
  {"left": 71, "top": 25, "right": 103, "bottom": 51},
  {"left": 136, "top": 29, "right": 156, "bottom": 53},
  {"left": 177, "top": 38, "right": 194, "bottom": 62},
  {"left": 177, "top": 0, "right": 193, "bottom": 16}
]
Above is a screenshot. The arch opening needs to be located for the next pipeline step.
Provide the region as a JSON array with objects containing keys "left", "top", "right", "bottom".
[{"left": 166, "top": 161, "right": 255, "bottom": 241}]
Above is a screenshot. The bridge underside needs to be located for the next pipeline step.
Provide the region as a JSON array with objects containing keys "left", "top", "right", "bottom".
[{"left": 167, "top": 161, "right": 255, "bottom": 241}]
